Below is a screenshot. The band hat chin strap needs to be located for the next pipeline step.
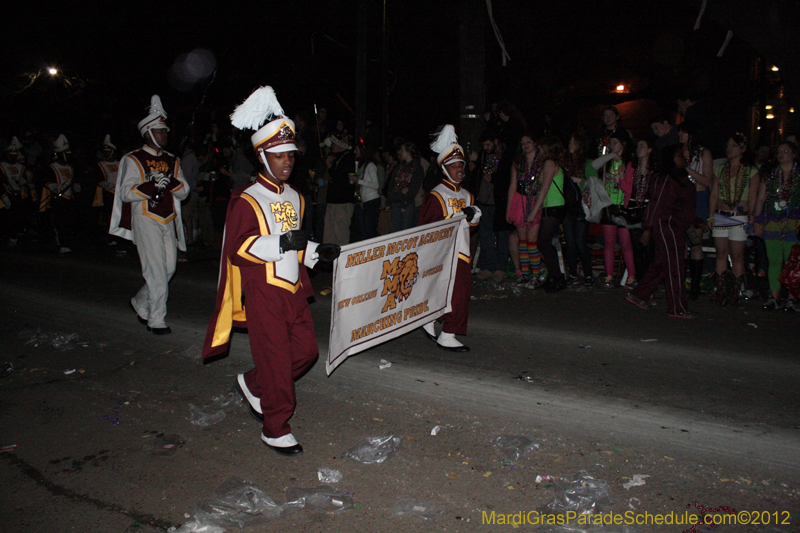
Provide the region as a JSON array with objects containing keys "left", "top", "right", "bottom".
[
  {"left": 148, "top": 129, "right": 162, "bottom": 150},
  {"left": 137, "top": 95, "right": 169, "bottom": 135},
  {"left": 441, "top": 170, "right": 460, "bottom": 188},
  {"left": 259, "top": 142, "right": 297, "bottom": 180},
  {"left": 441, "top": 159, "right": 464, "bottom": 180},
  {"left": 140, "top": 116, "right": 169, "bottom": 151},
  {"left": 103, "top": 134, "right": 117, "bottom": 151},
  {"left": 259, "top": 151, "right": 278, "bottom": 180},
  {"left": 138, "top": 113, "right": 170, "bottom": 137}
]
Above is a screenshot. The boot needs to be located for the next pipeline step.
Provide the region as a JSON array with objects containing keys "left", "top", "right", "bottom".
[
  {"left": 731, "top": 274, "right": 746, "bottom": 307},
  {"left": 707, "top": 271, "right": 717, "bottom": 301},
  {"left": 689, "top": 259, "right": 704, "bottom": 301},
  {"left": 714, "top": 271, "right": 726, "bottom": 306}
]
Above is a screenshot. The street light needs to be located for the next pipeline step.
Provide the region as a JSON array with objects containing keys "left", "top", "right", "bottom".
[
  {"left": 616, "top": 84, "right": 625, "bottom": 92},
  {"left": 766, "top": 114, "right": 775, "bottom": 120},
  {"left": 771, "top": 66, "right": 779, "bottom": 72},
  {"left": 48, "top": 67, "right": 58, "bottom": 75}
]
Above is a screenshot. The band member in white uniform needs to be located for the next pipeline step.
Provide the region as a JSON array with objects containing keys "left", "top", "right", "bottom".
[{"left": 110, "top": 95, "right": 189, "bottom": 334}]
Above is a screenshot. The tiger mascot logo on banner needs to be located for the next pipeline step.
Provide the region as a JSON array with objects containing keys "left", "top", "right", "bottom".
[{"left": 379, "top": 252, "right": 419, "bottom": 313}]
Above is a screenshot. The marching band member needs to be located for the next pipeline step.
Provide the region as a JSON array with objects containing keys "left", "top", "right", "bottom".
[
  {"left": 94, "top": 135, "right": 119, "bottom": 209},
  {"left": 202, "top": 86, "right": 340, "bottom": 456},
  {"left": 0, "top": 137, "right": 36, "bottom": 246},
  {"left": 110, "top": 95, "right": 189, "bottom": 334},
  {"left": 93, "top": 135, "right": 120, "bottom": 243},
  {"left": 419, "top": 125, "right": 481, "bottom": 352},
  {"left": 42, "top": 134, "right": 77, "bottom": 253}
]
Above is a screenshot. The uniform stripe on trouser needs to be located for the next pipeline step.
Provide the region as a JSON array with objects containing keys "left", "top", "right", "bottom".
[
  {"left": 658, "top": 217, "right": 688, "bottom": 314},
  {"left": 631, "top": 217, "right": 688, "bottom": 314}
]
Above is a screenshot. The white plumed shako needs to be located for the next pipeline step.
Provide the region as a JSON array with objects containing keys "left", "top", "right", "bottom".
[
  {"left": 430, "top": 124, "right": 465, "bottom": 167},
  {"left": 231, "top": 86, "right": 296, "bottom": 153}
]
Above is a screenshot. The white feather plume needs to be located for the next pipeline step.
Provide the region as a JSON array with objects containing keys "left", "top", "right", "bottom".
[
  {"left": 430, "top": 124, "right": 458, "bottom": 154},
  {"left": 149, "top": 95, "right": 168, "bottom": 119},
  {"left": 8, "top": 136, "right": 23, "bottom": 151},
  {"left": 53, "top": 134, "right": 69, "bottom": 151},
  {"left": 230, "top": 86, "right": 285, "bottom": 131}
]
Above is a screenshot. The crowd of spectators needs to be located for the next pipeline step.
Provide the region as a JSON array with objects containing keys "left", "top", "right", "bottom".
[{"left": 2, "top": 94, "right": 798, "bottom": 312}]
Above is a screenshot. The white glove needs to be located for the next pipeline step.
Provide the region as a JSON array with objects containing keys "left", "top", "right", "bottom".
[
  {"left": 73, "top": 183, "right": 81, "bottom": 193},
  {"left": 47, "top": 183, "right": 59, "bottom": 193},
  {"left": 2, "top": 196, "right": 11, "bottom": 209},
  {"left": 156, "top": 176, "right": 171, "bottom": 189}
]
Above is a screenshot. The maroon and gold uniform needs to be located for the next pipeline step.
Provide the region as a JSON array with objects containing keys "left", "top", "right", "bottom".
[
  {"left": 0, "top": 161, "right": 34, "bottom": 238},
  {"left": 92, "top": 159, "right": 119, "bottom": 208},
  {"left": 0, "top": 161, "right": 33, "bottom": 201},
  {"left": 203, "top": 174, "right": 321, "bottom": 439},
  {"left": 39, "top": 161, "right": 77, "bottom": 250},
  {"left": 418, "top": 179, "right": 479, "bottom": 335},
  {"left": 40, "top": 161, "right": 75, "bottom": 211}
]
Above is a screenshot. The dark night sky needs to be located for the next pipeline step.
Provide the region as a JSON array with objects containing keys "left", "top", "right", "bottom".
[{"left": 3, "top": 0, "right": 775, "bottom": 150}]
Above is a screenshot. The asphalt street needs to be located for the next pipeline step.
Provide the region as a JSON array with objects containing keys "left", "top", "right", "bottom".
[{"left": 1, "top": 241, "right": 798, "bottom": 532}]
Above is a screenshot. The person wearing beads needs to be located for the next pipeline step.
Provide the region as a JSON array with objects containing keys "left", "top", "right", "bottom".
[
  {"left": 709, "top": 133, "right": 761, "bottom": 306},
  {"left": 754, "top": 141, "right": 800, "bottom": 311},
  {"left": 596, "top": 106, "right": 633, "bottom": 158},
  {"left": 505, "top": 134, "right": 543, "bottom": 286},
  {"left": 525, "top": 135, "right": 568, "bottom": 292},
  {"left": 591, "top": 130, "right": 637, "bottom": 289},
  {"left": 678, "top": 121, "right": 714, "bottom": 300},
  {"left": 472, "top": 131, "right": 513, "bottom": 284},
  {"left": 562, "top": 132, "right": 598, "bottom": 287},
  {"left": 624, "top": 136, "right": 656, "bottom": 281},
  {"left": 386, "top": 141, "right": 424, "bottom": 233}
]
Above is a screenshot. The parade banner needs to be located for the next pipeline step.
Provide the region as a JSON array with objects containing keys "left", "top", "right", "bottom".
[{"left": 326, "top": 216, "right": 464, "bottom": 375}]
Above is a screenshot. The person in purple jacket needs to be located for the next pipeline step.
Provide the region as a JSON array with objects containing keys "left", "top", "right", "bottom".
[{"left": 626, "top": 145, "right": 700, "bottom": 318}]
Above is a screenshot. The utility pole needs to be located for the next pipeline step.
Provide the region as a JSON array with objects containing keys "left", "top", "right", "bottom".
[
  {"left": 758, "top": 56, "right": 768, "bottom": 145},
  {"left": 356, "top": 0, "right": 367, "bottom": 147},
  {"left": 459, "top": 0, "right": 485, "bottom": 153},
  {"left": 381, "top": 0, "right": 388, "bottom": 149}
]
